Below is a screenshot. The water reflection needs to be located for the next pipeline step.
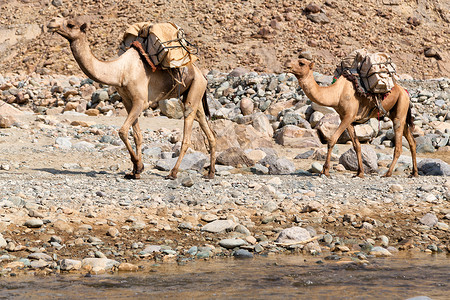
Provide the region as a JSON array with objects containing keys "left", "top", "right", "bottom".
[{"left": 1, "top": 253, "right": 448, "bottom": 299}]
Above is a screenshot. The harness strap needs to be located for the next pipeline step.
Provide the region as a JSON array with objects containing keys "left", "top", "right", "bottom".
[{"left": 130, "top": 40, "right": 158, "bottom": 72}]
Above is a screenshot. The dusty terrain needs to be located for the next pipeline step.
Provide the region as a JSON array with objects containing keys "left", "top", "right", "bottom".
[
  {"left": 0, "top": 113, "right": 449, "bottom": 276},
  {"left": 0, "top": 0, "right": 449, "bottom": 78},
  {"left": 0, "top": 0, "right": 449, "bottom": 278}
]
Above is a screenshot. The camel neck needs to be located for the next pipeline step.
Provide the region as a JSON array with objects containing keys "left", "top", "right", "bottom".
[
  {"left": 70, "top": 36, "right": 122, "bottom": 86},
  {"left": 299, "top": 72, "right": 340, "bottom": 107}
]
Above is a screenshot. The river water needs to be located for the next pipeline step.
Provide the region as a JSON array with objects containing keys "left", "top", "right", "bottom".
[{"left": 1, "top": 253, "right": 448, "bottom": 299}]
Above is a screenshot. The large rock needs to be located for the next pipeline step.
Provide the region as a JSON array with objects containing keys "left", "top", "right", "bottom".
[
  {"left": 159, "top": 98, "right": 183, "bottom": 119},
  {"left": 201, "top": 220, "right": 236, "bottom": 233},
  {"left": 0, "top": 115, "right": 16, "bottom": 128},
  {"left": 339, "top": 145, "right": 378, "bottom": 173},
  {"left": 81, "top": 258, "right": 119, "bottom": 274},
  {"left": 60, "top": 259, "right": 82, "bottom": 271},
  {"left": 418, "top": 158, "right": 450, "bottom": 176},
  {"left": 191, "top": 119, "right": 272, "bottom": 152},
  {"left": 251, "top": 112, "right": 274, "bottom": 137},
  {"left": 311, "top": 102, "right": 336, "bottom": 115},
  {"left": 315, "top": 113, "right": 349, "bottom": 143},
  {"left": 267, "top": 99, "right": 295, "bottom": 116},
  {"left": 0, "top": 233, "right": 7, "bottom": 248},
  {"left": 216, "top": 147, "right": 254, "bottom": 167},
  {"left": 274, "top": 125, "right": 322, "bottom": 148},
  {"left": 354, "top": 122, "right": 378, "bottom": 142},
  {"left": 240, "top": 97, "right": 254, "bottom": 115},
  {"left": 280, "top": 112, "right": 311, "bottom": 129},
  {"left": 268, "top": 158, "right": 296, "bottom": 175},
  {"left": 0, "top": 100, "right": 24, "bottom": 116},
  {"left": 275, "top": 226, "right": 311, "bottom": 244},
  {"left": 155, "top": 152, "right": 208, "bottom": 172},
  {"left": 309, "top": 111, "right": 324, "bottom": 128}
]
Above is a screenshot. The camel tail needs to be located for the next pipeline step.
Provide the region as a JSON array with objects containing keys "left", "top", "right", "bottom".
[
  {"left": 405, "top": 89, "right": 414, "bottom": 130},
  {"left": 202, "top": 91, "right": 211, "bottom": 119}
]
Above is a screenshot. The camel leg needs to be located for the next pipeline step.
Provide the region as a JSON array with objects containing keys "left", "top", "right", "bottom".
[
  {"left": 347, "top": 124, "right": 364, "bottom": 178},
  {"left": 384, "top": 118, "right": 405, "bottom": 177},
  {"left": 167, "top": 76, "right": 207, "bottom": 180},
  {"left": 119, "top": 99, "right": 144, "bottom": 180},
  {"left": 322, "top": 115, "right": 355, "bottom": 177},
  {"left": 403, "top": 125, "right": 418, "bottom": 177},
  {"left": 196, "top": 106, "right": 216, "bottom": 179},
  {"left": 130, "top": 120, "right": 145, "bottom": 177}
]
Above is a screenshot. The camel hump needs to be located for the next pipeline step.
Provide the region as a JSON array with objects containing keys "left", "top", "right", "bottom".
[{"left": 120, "top": 22, "right": 198, "bottom": 69}]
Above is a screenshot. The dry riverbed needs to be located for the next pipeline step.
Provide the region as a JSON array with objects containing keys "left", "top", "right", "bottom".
[{"left": 0, "top": 114, "right": 449, "bottom": 277}]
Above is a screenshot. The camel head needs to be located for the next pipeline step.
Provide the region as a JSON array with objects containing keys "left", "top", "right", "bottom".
[
  {"left": 290, "top": 58, "right": 315, "bottom": 80},
  {"left": 47, "top": 17, "right": 89, "bottom": 41}
]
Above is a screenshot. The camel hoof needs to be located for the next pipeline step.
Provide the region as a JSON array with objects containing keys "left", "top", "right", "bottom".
[
  {"left": 353, "top": 173, "right": 364, "bottom": 178},
  {"left": 124, "top": 173, "right": 140, "bottom": 180},
  {"left": 203, "top": 173, "right": 215, "bottom": 180},
  {"left": 165, "top": 174, "right": 177, "bottom": 180},
  {"left": 319, "top": 171, "right": 331, "bottom": 178},
  {"left": 409, "top": 172, "right": 419, "bottom": 178},
  {"left": 382, "top": 173, "right": 392, "bottom": 178}
]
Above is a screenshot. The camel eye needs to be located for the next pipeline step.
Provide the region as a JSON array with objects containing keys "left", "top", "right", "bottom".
[
  {"left": 67, "top": 23, "right": 75, "bottom": 29},
  {"left": 298, "top": 62, "right": 304, "bottom": 66}
]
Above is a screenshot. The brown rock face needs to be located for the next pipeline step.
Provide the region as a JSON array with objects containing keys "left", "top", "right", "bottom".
[{"left": 0, "top": 0, "right": 448, "bottom": 78}]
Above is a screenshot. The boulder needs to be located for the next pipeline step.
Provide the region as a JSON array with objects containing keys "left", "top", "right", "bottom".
[
  {"left": 267, "top": 99, "right": 295, "bottom": 117},
  {"left": 275, "top": 226, "right": 311, "bottom": 244},
  {"left": 316, "top": 113, "right": 348, "bottom": 143},
  {"left": 418, "top": 158, "right": 450, "bottom": 176},
  {"left": 155, "top": 152, "right": 208, "bottom": 172},
  {"left": 268, "top": 158, "right": 296, "bottom": 175},
  {"left": 311, "top": 102, "right": 336, "bottom": 115},
  {"left": 251, "top": 112, "right": 273, "bottom": 137},
  {"left": 201, "top": 220, "right": 236, "bottom": 233},
  {"left": 274, "top": 125, "right": 322, "bottom": 148},
  {"left": 240, "top": 97, "right": 254, "bottom": 115},
  {"left": 81, "top": 258, "right": 119, "bottom": 274},
  {"left": 280, "top": 112, "right": 311, "bottom": 129},
  {"left": 159, "top": 98, "right": 183, "bottom": 119},
  {"left": 0, "top": 115, "right": 16, "bottom": 128},
  {"left": 216, "top": 147, "right": 254, "bottom": 167},
  {"left": 339, "top": 145, "right": 378, "bottom": 173},
  {"left": 191, "top": 119, "right": 272, "bottom": 153},
  {"left": 0, "top": 100, "right": 24, "bottom": 116}
]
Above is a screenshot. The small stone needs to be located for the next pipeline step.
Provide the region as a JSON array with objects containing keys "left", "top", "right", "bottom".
[
  {"left": 118, "top": 262, "right": 139, "bottom": 272},
  {"left": 389, "top": 184, "right": 403, "bottom": 192},
  {"left": 436, "top": 222, "right": 449, "bottom": 231},
  {"left": 106, "top": 227, "right": 119, "bottom": 237},
  {"left": 419, "top": 213, "right": 438, "bottom": 227},
  {"left": 219, "top": 238, "right": 247, "bottom": 249},
  {"left": 201, "top": 220, "right": 236, "bottom": 233},
  {"left": 233, "top": 249, "right": 253, "bottom": 259},
  {"left": 379, "top": 235, "right": 389, "bottom": 247},
  {"left": 60, "top": 259, "right": 82, "bottom": 271},
  {"left": 369, "top": 246, "right": 392, "bottom": 257},
  {"left": 24, "top": 218, "right": 44, "bottom": 228}
]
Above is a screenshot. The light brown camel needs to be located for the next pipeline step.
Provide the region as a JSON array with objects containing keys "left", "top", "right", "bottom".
[
  {"left": 291, "top": 58, "right": 418, "bottom": 178},
  {"left": 47, "top": 17, "right": 216, "bottom": 180}
]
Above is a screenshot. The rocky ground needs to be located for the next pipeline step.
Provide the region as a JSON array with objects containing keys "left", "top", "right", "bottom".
[
  {"left": 0, "top": 0, "right": 449, "bottom": 278},
  {"left": 0, "top": 0, "right": 449, "bottom": 78},
  {"left": 0, "top": 66, "right": 450, "bottom": 276}
]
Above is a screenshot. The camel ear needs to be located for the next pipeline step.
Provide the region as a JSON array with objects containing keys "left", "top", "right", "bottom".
[
  {"left": 309, "top": 62, "right": 315, "bottom": 69},
  {"left": 80, "top": 22, "right": 88, "bottom": 32}
]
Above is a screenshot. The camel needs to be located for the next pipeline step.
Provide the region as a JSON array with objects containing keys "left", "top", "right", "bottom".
[
  {"left": 290, "top": 58, "right": 418, "bottom": 178},
  {"left": 47, "top": 17, "right": 216, "bottom": 180}
]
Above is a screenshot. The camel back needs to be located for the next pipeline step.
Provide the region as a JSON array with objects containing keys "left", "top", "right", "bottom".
[
  {"left": 335, "top": 49, "right": 397, "bottom": 94},
  {"left": 120, "top": 22, "right": 198, "bottom": 69}
]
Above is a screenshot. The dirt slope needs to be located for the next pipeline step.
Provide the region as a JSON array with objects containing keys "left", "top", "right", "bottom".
[{"left": 0, "top": 0, "right": 449, "bottom": 78}]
